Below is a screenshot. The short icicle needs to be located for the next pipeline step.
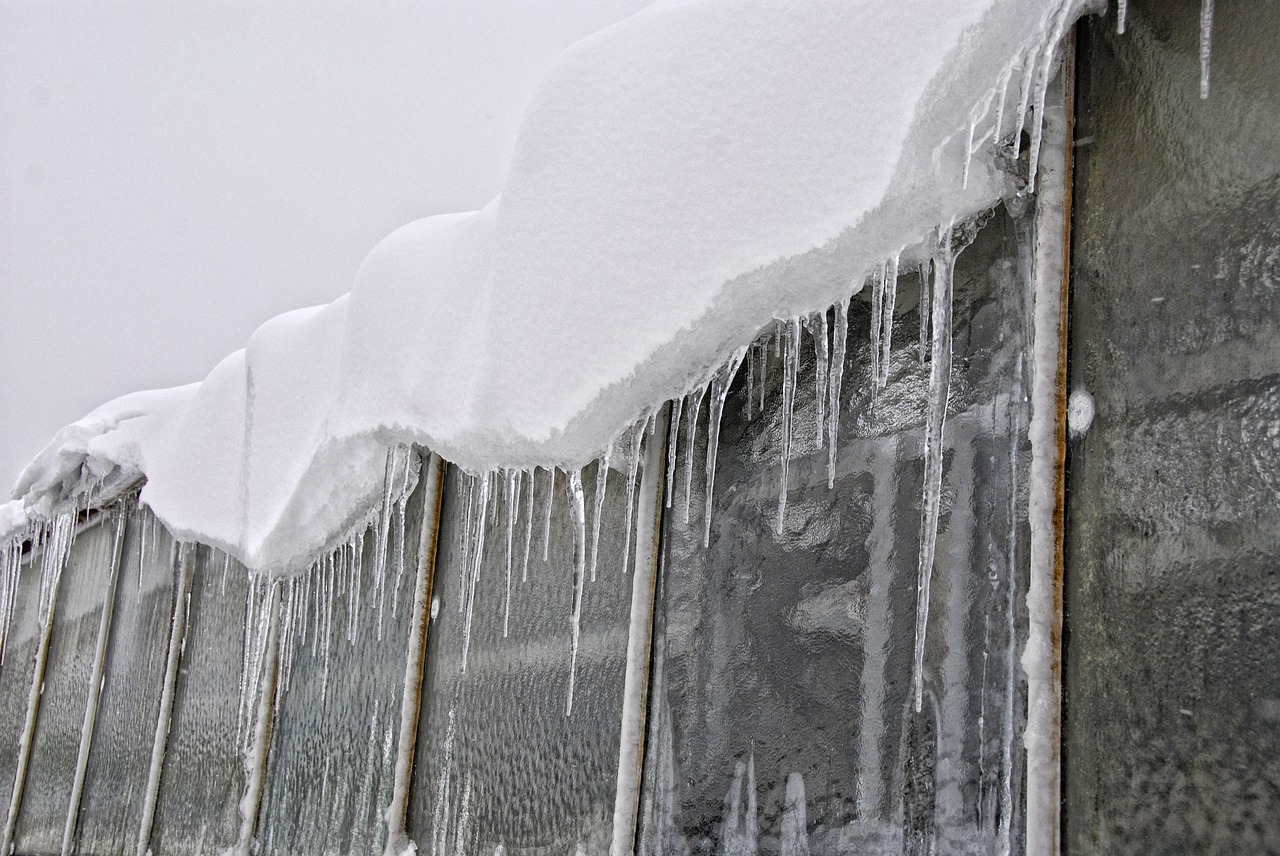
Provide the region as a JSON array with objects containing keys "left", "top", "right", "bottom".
[
  {"left": 589, "top": 443, "right": 611, "bottom": 583},
  {"left": 704, "top": 348, "right": 747, "bottom": 548},
  {"left": 665, "top": 396, "right": 684, "bottom": 510},
  {"left": 521, "top": 469, "right": 535, "bottom": 582},
  {"left": 542, "top": 468, "right": 556, "bottom": 562},
  {"left": 565, "top": 470, "right": 588, "bottom": 717},
  {"left": 1116, "top": 0, "right": 1128, "bottom": 34},
  {"left": 777, "top": 317, "right": 801, "bottom": 532},
  {"left": 827, "top": 296, "right": 849, "bottom": 489},
  {"left": 619, "top": 424, "right": 644, "bottom": 578},
  {"left": 912, "top": 226, "right": 957, "bottom": 713},
  {"left": 811, "top": 312, "right": 830, "bottom": 446},
  {"left": 878, "top": 254, "right": 900, "bottom": 390},
  {"left": 682, "top": 386, "right": 706, "bottom": 525},
  {"left": 780, "top": 772, "right": 810, "bottom": 856}
]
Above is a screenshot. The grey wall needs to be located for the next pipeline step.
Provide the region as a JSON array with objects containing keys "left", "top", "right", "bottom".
[{"left": 1064, "top": 1, "right": 1280, "bottom": 852}]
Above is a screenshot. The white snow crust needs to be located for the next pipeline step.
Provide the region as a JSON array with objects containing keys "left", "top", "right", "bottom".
[{"left": 7, "top": 0, "right": 1094, "bottom": 572}]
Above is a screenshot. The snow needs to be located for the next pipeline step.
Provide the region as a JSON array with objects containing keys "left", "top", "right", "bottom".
[{"left": 5, "top": 0, "right": 1096, "bottom": 574}]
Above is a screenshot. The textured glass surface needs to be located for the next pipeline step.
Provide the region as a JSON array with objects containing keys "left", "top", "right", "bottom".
[
  {"left": 1065, "top": 3, "right": 1280, "bottom": 851},
  {"left": 256, "top": 460, "right": 429, "bottom": 856},
  {"left": 12, "top": 514, "right": 116, "bottom": 853},
  {"left": 407, "top": 460, "right": 642, "bottom": 855},
  {"left": 0, "top": 548, "right": 42, "bottom": 835},
  {"left": 146, "top": 545, "right": 247, "bottom": 855},
  {"left": 75, "top": 508, "right": 177, "bottom": 854},
  {"left": 640, "top": 210, "right": 1033, "bottom": 856}
]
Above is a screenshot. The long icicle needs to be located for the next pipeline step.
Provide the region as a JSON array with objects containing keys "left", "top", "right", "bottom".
[
  {"left": 565, "top": 470, "right": 588, "bottom": 717},
  {"left": 912, "top": 226, "right": 956, "bottom": 713},
  {"left": 919, "top": 262, "right": 932, "bottom": 367},
  {"left": 827, "top": 296, "right": 849, "bottom": 489},
  {"left": 878, "top": 254, "right": 900, "bottom": 390},
  {"left": 1116, "top": 0, "right": 1128, "bottom": 34},
  {"left": 1199, "top": 0, "right": 1214, "bottom": 99},
  {"left": 777, "top": 317, "right": 801, "bottom": 532},
  {"left": 682, "top": 386, "right": 706, "bottom": 525},
  {"left": 1026, "top": 1, "right": 1073, "bottom": 194},
  {"left": 704, "top": 348, "right": 747, "bottom": 547},
  {"left": 870, "top": 264, "right": 885, "bottom": 394},
  {"left": 503, "top": 469, "right": 519, "bottom": 638},
  {"left": 590, "top": 444, "right": 612, "bottom": 582},
  {"left": 460, "top": 473, "right": 490, "bottom": 674}
]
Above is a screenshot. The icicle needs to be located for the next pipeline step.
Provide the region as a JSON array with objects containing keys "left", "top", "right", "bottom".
[
  {"left": 780, "top": 773, "right": 810, "bottom": 856},
  {"left": 521, "top": 469, "right": 535, "bottom": 582},
  {"left": 777, "top": 317, "right": 801, "bottom": 532},
  {"left": 1199, "top": 0, "right": 1214, "bottom": 99},
  {"left": 373, "top": 446, "right": 400, "bottom": 630},
  {"left": 870, "top": 264, "right": 885, "bottom": 392},
  {"left": 746, "top": 347, "right": 756, "bottom": 420},
  {"left": 431, "top": 707, "right": 457, "bottom": 856},
  {"left": 565, "top": 470, "right": 588, "bottom": 717},
  {"left": 460, "top": 473, "right": 491, "bottom": 674},
  {"left": 912, "top": 226, "right": 956, "bottom": 713},
  {"left": 704, "top": 348, "right": 747, "bottom": 548},
  {"left": 878, "top": 254, "right": 900, "bottom": 391},
  {"left": 453, "top": 771, "right": 473, "bottom": 856},
  {"left": 590, "top": 444, "right": 611, "bottom": 582},
  {"left": 542, "top": 468, "right": 556, "bottom": 562},
  {"left": 1012, "top": 42, "right": 1039, "bottom": 159},
  {"left": 503, "top": 469, "right": 520, "bottom": 638},
  {"left": 682, "top": 386, "right": 705, "bottom": 525},
  {"left": 758, "top": 336, "right": 769, "bottom": 413},
  {"left": 390, "top": 449, "right": 415, "bottom": 622},
  {"left": 811, "top": 312, "right": 829, "bottom": 446},
  {"left": 992, "top": 62, "right": 1015, "bottom": 148},
  {"left": 620, "top": 426, "right": 643, "bottom": 576},
  {"left": 1027, "top": 3, "right": 1072, "bottom": 194},
  {"left": 1116, "top": 0, "right": 1128, "bottom": 34},
  {"left": 665, "top": 396, "right": 684, "bottom": 510},
  {"left": 827, "top": 296, "right": 849, "bottom": 489},
  {"left": 919, "top": 262, "right": 932, "bottom": 367},
  {"left": 458, "top": 476, "right": 475, "bottom": 612}
]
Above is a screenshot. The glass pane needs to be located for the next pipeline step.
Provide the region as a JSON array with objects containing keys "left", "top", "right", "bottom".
[
  {"left": 147, "top": 544, "right": 248, "bottom": 854},
  {"left": 74, "top": 508, "right": 177, "bottom": 854},
  {"left": 0, "top": 548, "right": 43, "bottom": 838},
  {"left": 640, "top": 208, "right": 1032, "bottom": 856},
  {"left": 408, "top": 460, "right": 645, "bottom": 855},
  {"left": 257, "top": 451, "right": 429, "bottom": 856},
  {"left": 13, "top": 514, "right": 117, "bottom": 852}
]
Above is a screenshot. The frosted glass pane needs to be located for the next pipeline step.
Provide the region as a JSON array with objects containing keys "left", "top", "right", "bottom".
[
  {"left": 640, "top": 210, "right": 1032, "bottom": 856},
  {"left": 257, "top": 457, "right": 428, "bottom": 856},
  {"left": 147, "top": 547, "right": 248, "bottom": 855},
  {"left": 408, "top": 462, "right": 640, "bottom": 855},
  {"left": 0, "top": 550, "right": 43, "bottom": 838},
  {"left": 13, "top": 515, "right": 116, "bottom": 853},
  {"left": 74, "top": 510, "right": 176, "bottom": 854}
]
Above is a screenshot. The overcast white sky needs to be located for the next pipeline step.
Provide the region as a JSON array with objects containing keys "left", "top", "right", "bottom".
[{"left": 0, "top": 0, "right": 650, "bottom": 495}]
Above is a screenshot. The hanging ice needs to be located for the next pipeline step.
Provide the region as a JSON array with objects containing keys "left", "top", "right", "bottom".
[
  {"left": 682, "top": 386, "right": 705, "bottom": 525},
  {"left": 565, "top": 469, "right": 587, "bottom": 717},
  {"left": 912, "top": 226, "right": 957, "bottom": 713},
  {"left": 503, "top": 468, "right": 520, "bottom": 637},
  {"left": 589, "top": 444, "right": 611, "bottom": 582},
  {"left": 878, "top": 255, "right": 900, "bottom": 391},
  {"left": 827, "top": 297, "right": 849, "bottom": 489},
  {"left": 808, "top": 313, "right": 829, "bottom": 445},
  {"left": 779, "top": 773, "right": 810, "bottom": 856},
  {"left": 704, "top": 348, "right": 747, "bottom": 548},
  {"left": 777, "top": 317, "right": 800, "bottom": 533}
]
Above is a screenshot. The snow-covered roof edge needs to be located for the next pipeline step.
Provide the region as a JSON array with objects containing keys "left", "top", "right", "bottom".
[{"left": 5, "top": 0, "right": 1100, "bottom": 572}]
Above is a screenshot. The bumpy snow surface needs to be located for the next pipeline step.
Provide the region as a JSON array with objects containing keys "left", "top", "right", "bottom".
[{"left": 5, "top": 0, "right": 1093, "bottom": 572}]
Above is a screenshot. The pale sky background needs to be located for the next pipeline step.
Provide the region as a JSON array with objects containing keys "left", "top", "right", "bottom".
[{"left": 0, "top": 0, "right": 651, "bottom": 495}]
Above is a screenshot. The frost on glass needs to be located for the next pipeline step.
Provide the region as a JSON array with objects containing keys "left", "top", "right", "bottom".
[
  {"left": 638, "top": 207, "right": 1033, "bottom": 856},
  {"left": 11, "top": 513, "right": 116, "bottom": 852},
  {"left": 75, "top": 506, "right": 177, "bottom": 854},
  {"left": 255, "top": 453, "right": 428, "bottom": 856},
  {"left": 408, "top": 461, "right": 638, "bottom": 856}
]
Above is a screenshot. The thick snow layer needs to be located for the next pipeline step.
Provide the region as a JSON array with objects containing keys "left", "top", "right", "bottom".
[{"left": 7, "top": 0, "right": 1093, "bottom": 571}]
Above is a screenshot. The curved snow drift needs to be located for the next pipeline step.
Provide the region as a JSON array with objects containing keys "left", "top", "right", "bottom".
[{"left": 5, "top": 0, "right": 1093, "bottom": 572}]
